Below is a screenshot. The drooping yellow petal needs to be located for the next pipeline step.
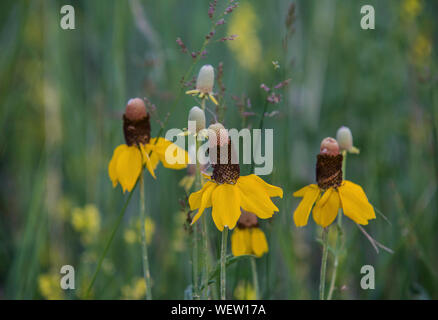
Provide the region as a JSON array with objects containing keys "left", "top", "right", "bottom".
[
  {"left": 211, "top": 184, "right": 241, "bottom": 231},
  {"left": 251, "top": 228, "right": 268, "bottom": 257},
  {"left": 191, "top": 182, "right": 216, "bottom": 225},
  {"left": 188, "top": 181, "right": 214, "bottom": 210},
  {"left": 293, "top": 185, "right": 320, "bottom": 227},
  {"left": 143, "top": 153, "right": 157, "bottom": 179},
  {"left": 115, "top": 146, "right": 143, "bottom": 193},
  {"left": 140, "top": 144, "right": 159, "bottom": 170},
  {"left": 245, "top": 174, "right": 283, "bottom": 198},
  {"left": 148, "top": 137, "right": 189, "bottom": 170},
  {"left": 293, "top": 184, "right": 318, "bottom": 197},
  {"left": 208, "top": 93, "right": 219, "bottom": 105},
  {"left": 312, "top": 188, "right": 340, "bottom": 228},
  {"left": 237, "top": 176, "right": 279, "bottom": 219},
  {"left": 186, "top": 89, "right": 200, "bottom": 95},
  {"left": 108, "top": 144, "right": 128, "bottom": 188},
  {"left": 231, "top": 228, "right": 251, "bottom": 256},
  {"left": 338, "top": 181, "right": 376, "bottom": 225}
]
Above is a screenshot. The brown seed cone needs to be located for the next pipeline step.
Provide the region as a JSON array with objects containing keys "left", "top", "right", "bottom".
[
  {"left": 237, "top": 210, "right": 259, "bottom": 229},
  {"left": 123, "top": 113, "right": 151, "bottom": 146},
  {"left": 316, "top": 154, "right": 343, "bottom": 190},
  {"left": 211, "top": 139, "right": 240, "bottom": 184}
]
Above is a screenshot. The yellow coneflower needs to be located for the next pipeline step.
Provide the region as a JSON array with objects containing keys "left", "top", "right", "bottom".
[
  {"left": 186, "top": 65, "right": 218, "bottom": 105},
  {"left": 108, "top": 98, "right": 189, "bottom": 192},
  {"left": 189, "top": 124, "right": 283, "bottom": 231},
  {"left": 231, "top": 211, "right": 268, "bottom": 257},
  {"left": 293, "top": 137, "right": 375, "bottom": 228}
]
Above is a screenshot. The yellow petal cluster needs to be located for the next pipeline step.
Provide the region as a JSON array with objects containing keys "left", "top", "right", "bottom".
[
  {"left": 108, "top": 137, "right": 189, "bottom": 193},
  {"left": 293, "top": 181, "right": 376, "bottom": 228},
  {"left": 231, "top": 227, "right": 268, "bottom": 257},
  {"left": 189, "top": 174, "right": 283, "bottom": 231}
]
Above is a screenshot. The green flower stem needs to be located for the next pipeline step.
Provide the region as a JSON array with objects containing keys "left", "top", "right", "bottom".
[
  {"left": 192, "top": 138, "right": 202, "bottom": 300},
  {"left": 220, "top": 227, "right": 229, "bottom": 300},
  {"left": 139, "top": 171, "right": 152, "bottom": 300},
  {"left": 327, "top": 151, "right": 347, "bottom": 300},
  {"left": 85, "top": 182, "right": 137, "bottom": 299},
  {"left": 194, "top": 124, "right": 209, "bottom": 299},
  {"left": 200, "top": 215, "right": 209, "bottom": 299},
  {"left": 319, "top": 227, "right": 329, "bottom": 300},
  {"left": 250, "top": 257, "right": 260, "bottom": 300},
  {"left": 192, "top": 223, "right": 200, "bottom": 300}
]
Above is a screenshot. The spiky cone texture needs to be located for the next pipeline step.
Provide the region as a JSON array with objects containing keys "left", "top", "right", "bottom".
[
  {"left": 108, "top": 98, "right": 189, "bottom": 193},
  {"left": 188, "top": 126, "right": 283, "bottom": 231},
  {"left": 231, "top": 211, "right": 268, "bottom": 257},
  {"left": 293, "top": 137, "right": 376, "bottom": 228}
]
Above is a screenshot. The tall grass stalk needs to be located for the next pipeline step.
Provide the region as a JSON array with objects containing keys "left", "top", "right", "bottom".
[{"left": 85, "top": 182, "right": 137, "bottom": 298}]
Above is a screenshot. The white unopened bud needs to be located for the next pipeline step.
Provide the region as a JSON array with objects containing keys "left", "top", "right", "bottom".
[
  {"left": 196, "top": 65, "right": 214, "bottom": 93},
  {"left": 336, "top": 126, "right": 353, "bottom": 151},
  {"left": 188, "top": 106, "right": 206, "bottom": 133}
]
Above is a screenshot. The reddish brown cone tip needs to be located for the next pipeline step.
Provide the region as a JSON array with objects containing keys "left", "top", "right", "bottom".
[
  {"left": 237, "top": 210, "right": 259, "bottom": 229},
  {"left": 123, "top": 98, "right": 151, "bottom": 146},
  {"left": 125, "top": 98, "right": 147, "bottom": 121},
  {"left": 320, "top": 137, "right": 340, "bottom": 156}
]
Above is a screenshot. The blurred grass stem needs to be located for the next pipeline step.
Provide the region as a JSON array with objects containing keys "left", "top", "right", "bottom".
[
  {"left": 139, "top": 171, "right": 153, "bottom": 300},
  {"left": 250, "top": 257, "right": 260, "bottom": 299},
  {"left": 85, "top": 182, "right": 137, "bottom": 298}
]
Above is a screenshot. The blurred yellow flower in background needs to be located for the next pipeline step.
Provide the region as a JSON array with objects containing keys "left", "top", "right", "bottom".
[
  {"left": 71, "top": 204, "right": 101, "bottom": 244},
  {"left": 231, "top": 211, "right": 269, "bottom": 257},
  {"left": 38, "top": 273, "right": 64, "bottom": 300},
  {"left": 121, "top": 277, "right": 147, "bottom": 300},
  {"left": 227, "top": 2, "right": 262, "bottom": 73},
  {"left": 401, "top": 0, "right": 422, "bottom": 22},
  {"left": 411, "top": 34, "right": 432, "bottom": 67},
  {"left": 124, "top": 217, "right": 155, "bottom": 245},
  {"left": 234, "top": 281, "right": 256, "bottom": 300}
]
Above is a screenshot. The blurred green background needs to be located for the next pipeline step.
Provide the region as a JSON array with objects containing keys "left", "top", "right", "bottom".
[{"left": 0, "top": 0, "right": 437, "bottom": 299}]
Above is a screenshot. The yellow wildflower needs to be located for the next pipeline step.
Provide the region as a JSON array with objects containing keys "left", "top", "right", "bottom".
[
  {"left": 293, "top": 138, "right": 375, "bottom": 228},
  {"left": 231, "top": 211, "right": 268, "bottom": 257},
  {"left": 189, "top": 124, "right": 282, "bottom": 231},
  {"left": 234, "top": 281, "right": 256, "bottom": 300},
  {"left": 108, "top": 98, "right": 189, "bottom": 193},
  {"left": 227, "top": 2, "right": 262, "bottom": 73},
  {"left": 38, "top": 273, "right": 64, "bottom": 300},
  {"left": 121, "top": 278, "right": 147, "bottom": 300}
]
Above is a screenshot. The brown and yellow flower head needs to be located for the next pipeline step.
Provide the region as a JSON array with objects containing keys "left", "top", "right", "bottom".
[
  {"left": 293, "top": 137, "right": 376, "bottom": 228},
  {"left": 188, "top": 123, "right": 283, "bottom": 231},
  {"left": 231, "top": 211, "right": 268, "bottom": 257},
  {"left": 108, "top": 98, "right": 189, "bottom": 193}
]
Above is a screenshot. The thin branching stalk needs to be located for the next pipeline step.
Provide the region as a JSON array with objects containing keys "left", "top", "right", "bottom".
[
  {"left": 85, "top": 182, "right": 137, "bottom": 298},
  {"left": 139, "top": 171, "right": 152, "bottom": 300},
  {"left": 220, "top": 227, "right": 229, "bottom": 300},
  {"left": 319, "top": 227, "right": 329, "bottom": 300},
  {"left": 250, "top": 257, "right": 260, "bottom": 300}
]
